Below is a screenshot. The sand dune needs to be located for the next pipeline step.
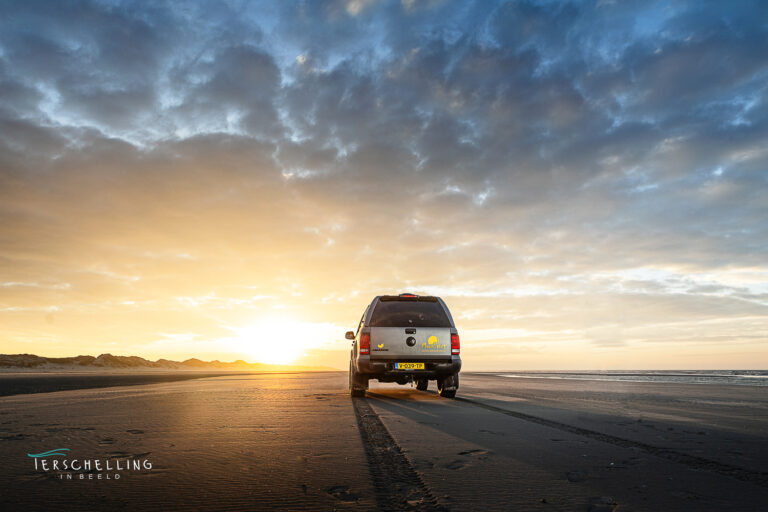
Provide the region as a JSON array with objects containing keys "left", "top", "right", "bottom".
[{"left": 0, "top": 353, "right": 335, "bottom": 372}]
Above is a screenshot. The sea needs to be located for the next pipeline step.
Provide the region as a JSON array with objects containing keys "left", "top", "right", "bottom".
[{"left": 497, "top": 370, "right": 768, "bottom": 386}]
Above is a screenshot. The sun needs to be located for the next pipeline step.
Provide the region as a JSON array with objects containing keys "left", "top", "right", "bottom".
[{"left": 230, "top": 315, "right": 315, "bottom": 365}]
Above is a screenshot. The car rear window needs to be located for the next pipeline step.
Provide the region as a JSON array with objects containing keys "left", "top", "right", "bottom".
[{"left": 369, "top": 300, "right": 452, "bottom": 327}]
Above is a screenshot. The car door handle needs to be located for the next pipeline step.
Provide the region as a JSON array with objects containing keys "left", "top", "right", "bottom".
[{"left": 405, "top": 328, "right": 416, "bottom": 334}]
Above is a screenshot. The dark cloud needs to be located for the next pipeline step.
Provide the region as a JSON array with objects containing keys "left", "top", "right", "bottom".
[{"left": 171, "top": 44, "right": 283, "bottom": 139}]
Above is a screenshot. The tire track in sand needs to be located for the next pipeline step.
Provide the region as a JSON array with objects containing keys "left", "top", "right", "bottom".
[
  {"left": 455, "top": 395, "right": 768, "bottom": 489},
  {"left": 352, "top": 397, "right": 446, "bottom": 511}
]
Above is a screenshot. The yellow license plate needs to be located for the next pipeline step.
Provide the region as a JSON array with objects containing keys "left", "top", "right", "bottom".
[{"left": 395, "top": 362, "right": 425, "bottom": 370}]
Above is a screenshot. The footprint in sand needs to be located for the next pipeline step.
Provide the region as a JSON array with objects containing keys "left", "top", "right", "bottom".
[
  {"left": 458, "top": 448, "right": 488, "bottom": 456},
  {"left": 326, "top": 485, "right": 358, "bottom": 502},
  {"left": 446, "top": 460, "right": 469, "bottom": 470},
  {"left": 107, "top": 451, "right": 132, "bottom": 458},
  {"left": 567, "top": 470, "right": 588, "bottom": 482},
  {"left": 587, "top": 496, "right": 618, "bottom": 512}
]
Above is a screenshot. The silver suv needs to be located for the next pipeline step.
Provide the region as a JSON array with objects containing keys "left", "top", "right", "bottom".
[{"left": 347, "top": 293, "right": 461, "bottom": 398}]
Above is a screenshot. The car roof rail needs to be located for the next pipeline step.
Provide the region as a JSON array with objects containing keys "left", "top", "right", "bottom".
[{"left": 380, "top": 294, "right": 438, "bottom": 302}]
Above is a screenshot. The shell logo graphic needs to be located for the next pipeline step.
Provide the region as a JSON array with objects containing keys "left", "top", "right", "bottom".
[
  {"left": 427, "top": 335, "right": 438, "bottom": 345},
  {"left": 377, "top": 343, "right": 384, "bottom": 348}
]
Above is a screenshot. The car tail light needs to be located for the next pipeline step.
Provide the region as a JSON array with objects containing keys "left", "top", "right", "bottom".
[
  {"left": 451, "top": 333, "right": 460, "bottom": 355},
  {"left": 360, "top": 333, "right": 370, "bottom": 355}
]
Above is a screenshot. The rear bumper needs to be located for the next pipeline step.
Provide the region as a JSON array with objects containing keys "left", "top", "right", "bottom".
[{"left": 354, "top": 355, "right": 461, "bottom": 378}]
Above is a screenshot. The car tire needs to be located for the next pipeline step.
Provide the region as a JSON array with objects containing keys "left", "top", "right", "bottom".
[
  {"left": 438, "top": 373, "right": 459, "bottom": 398},
  {"left": 416, "top": 378, "right": 428, "bottom": 391},
  {"left": 349, "top": 361, "right": 367, "bottom": 397}
]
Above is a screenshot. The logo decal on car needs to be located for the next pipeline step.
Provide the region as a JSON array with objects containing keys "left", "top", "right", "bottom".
[{"left": 421, "top": 335, "right": 447, "bottom": 352}]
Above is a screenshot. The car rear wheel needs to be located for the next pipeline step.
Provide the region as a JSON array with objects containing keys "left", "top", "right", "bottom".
[
  {"left": 349, "top": 361, "right": 367, "bottom": 397},
  {"left": 416, "top": 378, "right": 428, "bottom": 391},
  {"left": 438, "top": 373, "right": 458, "bottom": 398}
]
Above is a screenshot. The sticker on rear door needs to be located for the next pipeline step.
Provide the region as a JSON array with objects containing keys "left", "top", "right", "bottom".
[{"left": 421, "top": 335, "right": 446, "bottom": 352}]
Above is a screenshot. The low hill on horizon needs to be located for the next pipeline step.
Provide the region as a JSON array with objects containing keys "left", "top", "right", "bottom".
[{"left": 0, "top": 353, "right": 338, "bottom": 372}]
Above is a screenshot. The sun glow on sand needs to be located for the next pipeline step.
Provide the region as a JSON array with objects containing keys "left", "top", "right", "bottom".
[{"left": 229, "top": 315, "right": 340, "bottom": 365}]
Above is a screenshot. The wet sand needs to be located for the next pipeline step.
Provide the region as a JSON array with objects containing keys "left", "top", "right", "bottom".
[
  {"left": 0, "top": 371, "right": 256, "bottom": 396},
  {"left": 0, "top": 372, "right": 766, "bottom": 511}
]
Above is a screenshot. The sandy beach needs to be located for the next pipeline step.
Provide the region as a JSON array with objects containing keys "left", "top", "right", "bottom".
[{"left": 1, "top": 372, "right": 767, "bottom": 511}]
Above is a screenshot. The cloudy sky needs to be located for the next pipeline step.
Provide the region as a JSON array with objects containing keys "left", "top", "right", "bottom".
[{"left": 1, "top": 0, "right": 766, "bottom": 369}]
